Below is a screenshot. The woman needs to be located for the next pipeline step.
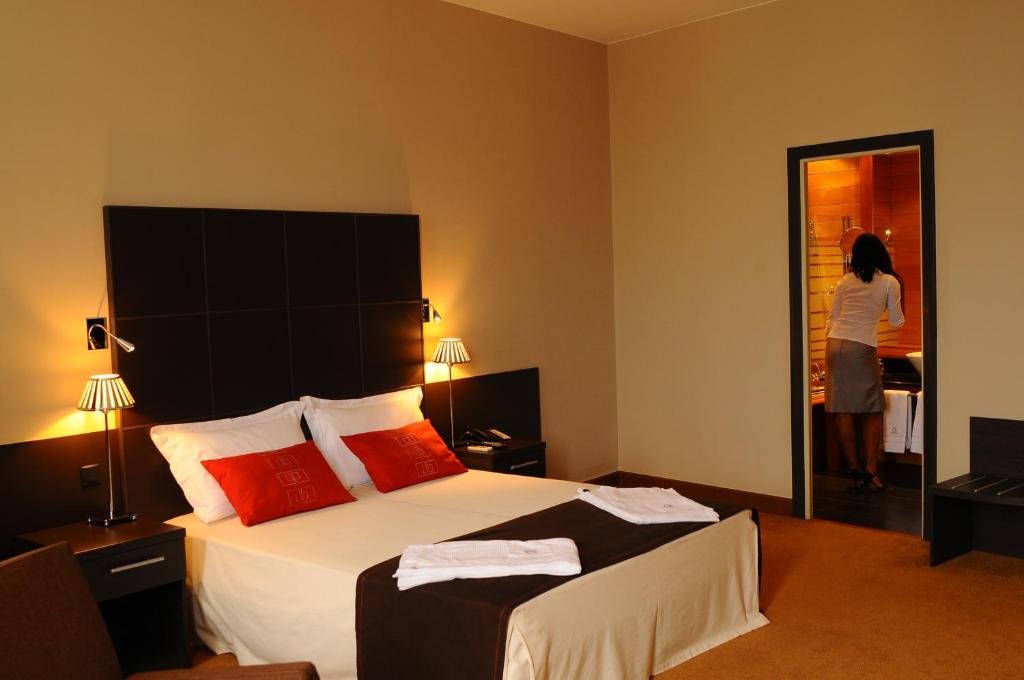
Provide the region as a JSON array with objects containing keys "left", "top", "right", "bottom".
[{"left": 825, "top": 232, "right": 904, "bottom": 491}]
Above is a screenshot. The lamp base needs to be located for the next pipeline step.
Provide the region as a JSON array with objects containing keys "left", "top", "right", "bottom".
[{"left": 88, "top": 512, "right": 137, "bottom": 527}]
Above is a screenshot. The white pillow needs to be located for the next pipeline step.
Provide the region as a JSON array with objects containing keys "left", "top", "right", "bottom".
[
  {"left": 300, "top": 387, "right": 424, "bottom": 488},
  {"left": 150, "top": 401, "right": 306, "bottom": 523}
]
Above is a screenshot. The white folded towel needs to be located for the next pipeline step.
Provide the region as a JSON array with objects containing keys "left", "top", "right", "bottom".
[
  {"left": 883, "top": 389, "right": 911, "bottom": 453},
  {"left": 393, "top": 538, "right": 581, "bottom": 590},
  {"left": 576, "top": 486, "right": 719, "bottom": 524},
  {"left": 910, "top": 390, "right": 924, "bottom": 454}
]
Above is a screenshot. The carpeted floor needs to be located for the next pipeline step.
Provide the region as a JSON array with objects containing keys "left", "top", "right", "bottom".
[
  {"left": 655, "top": 513, "right": 1024, "bottom": 679},
  {"left": 195, "top": 513, "right": 1024, "bottom": 679}
]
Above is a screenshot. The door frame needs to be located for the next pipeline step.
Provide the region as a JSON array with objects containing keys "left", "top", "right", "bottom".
[{"left": 787, "top": 130, "right": 937, "bottom": 537}]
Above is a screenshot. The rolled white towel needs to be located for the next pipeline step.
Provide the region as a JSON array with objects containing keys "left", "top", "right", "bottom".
[
  {"left": 393, "top": 538, "right": 581, "bottom": 590},
  {"left": 577, "top": 486, "right": 719, "bottom": 524}
]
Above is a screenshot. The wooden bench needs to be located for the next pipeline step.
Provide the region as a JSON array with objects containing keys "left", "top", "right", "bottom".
[{"left": 930, "top": 417, "right": 1024, "bottom": 566}]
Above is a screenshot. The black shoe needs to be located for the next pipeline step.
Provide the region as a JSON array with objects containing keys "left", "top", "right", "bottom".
[{"left": 848, "top": 468, "right": 866, "bottom": 491}]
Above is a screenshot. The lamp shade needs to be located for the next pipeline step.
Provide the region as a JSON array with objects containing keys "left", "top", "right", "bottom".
[
  {"left": 77, "top": 373, "right": 135, "bottom": 412},
  {"left": 431, "top": 338, "right": 470, "bottom": 366}
]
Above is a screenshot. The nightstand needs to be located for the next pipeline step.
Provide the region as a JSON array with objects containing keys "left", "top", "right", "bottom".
[
  {"left": 18, "top": 518, "right": 189, "bottom": 675},
  {"left": 454, "top": 439, "right": 546, "bottom": 478}
]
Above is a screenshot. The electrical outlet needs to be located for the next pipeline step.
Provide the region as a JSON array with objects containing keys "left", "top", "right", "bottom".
[
  {"left": 86, "top": 317, "right": 106, "bottom": 350},
  {"left": 80, "top": 464, "right": 100, "bottom": 488}
]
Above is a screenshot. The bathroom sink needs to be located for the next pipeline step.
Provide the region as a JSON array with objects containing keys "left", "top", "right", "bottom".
[{"left": 906, "top": 351, "right": 923, "bottom": 376}]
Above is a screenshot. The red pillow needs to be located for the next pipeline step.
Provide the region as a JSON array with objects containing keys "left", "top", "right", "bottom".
[
  {"left": 341, "top": 419, "right": 467, "bottom": 492},
  {"left": 201, "top": 440, "right": 356, "bottom": 526}
]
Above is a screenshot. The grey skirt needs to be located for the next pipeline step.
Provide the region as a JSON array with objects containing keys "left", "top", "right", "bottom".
[{"left": 824, "top": 337, "right": 884, "bottom": 413}]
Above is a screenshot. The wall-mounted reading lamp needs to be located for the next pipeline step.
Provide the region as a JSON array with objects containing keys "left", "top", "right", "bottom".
[
  {"left": 421, "top": 299, "right": 442, "bottom": 324},
  {"left": 86, "top": 318, "right": 135, "bottom": 352}
]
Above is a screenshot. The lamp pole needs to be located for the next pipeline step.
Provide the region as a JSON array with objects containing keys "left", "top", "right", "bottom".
[{"left": 446, "top": 361, "right": 456, "bottom": 447}]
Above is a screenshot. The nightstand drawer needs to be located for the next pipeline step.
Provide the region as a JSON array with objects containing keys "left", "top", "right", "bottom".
[
  {"left": 495, "top": 449, "right": 546, "bottom": 477},
  {"left": 79, "top": 538, "right": 185, "bottom": 602}
]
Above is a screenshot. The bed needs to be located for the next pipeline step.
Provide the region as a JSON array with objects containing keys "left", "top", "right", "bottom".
[
  {"left": 168, "top": 470, "right": 766, "bottom": 680},
  {"left": 103, "top": 206, "right": 766, "bottom": 679}
]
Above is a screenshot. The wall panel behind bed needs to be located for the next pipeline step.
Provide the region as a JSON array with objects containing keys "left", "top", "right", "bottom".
[{"left": 105, "top": 206, "right": 424, "bottom": 520}]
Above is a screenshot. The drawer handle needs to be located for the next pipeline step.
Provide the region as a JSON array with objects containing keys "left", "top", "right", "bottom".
[
  {"left": 510, "top": 460, "right": 540, "bottom": 471},
  {"left": 110, "top": 556, "right": 165, "bottom": 574}
]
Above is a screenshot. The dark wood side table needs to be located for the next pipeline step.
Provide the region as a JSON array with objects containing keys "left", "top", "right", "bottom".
[
  {"left": 454, "top": 439, "right": 546, "bottom": 478},
  {"left": 18, "top": 518, "right": 189, "bottom": 674}
]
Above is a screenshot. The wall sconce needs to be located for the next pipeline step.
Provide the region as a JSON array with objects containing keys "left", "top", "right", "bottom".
[
  {"left": 884, "top": 229, "right": 894, "bottom": 246},
  {"left": 420, "top": 299, "right": 442, "bottom": 324},
  {"left": 86, "top": 318, "right": 135, "bottom": 352}
]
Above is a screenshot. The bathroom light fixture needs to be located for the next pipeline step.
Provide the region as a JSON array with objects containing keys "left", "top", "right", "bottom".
[
  {"left": 86, "top": 320, "right": 135, "bottom": 353},
  {"left": 421, "top": 299, "right": 442, "bottom": 324},
  {"left": 77, "top": 373, "right": 136, "bottom": 526},
  {"left": 430, "top": 338, "right": 470, "bottom": 447}
]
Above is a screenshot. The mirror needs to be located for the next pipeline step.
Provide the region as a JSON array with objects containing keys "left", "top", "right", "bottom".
[{"left": 839, "top": 225, "right": 864, "bottom": 256}]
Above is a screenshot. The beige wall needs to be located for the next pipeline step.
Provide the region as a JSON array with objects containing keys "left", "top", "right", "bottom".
[
  {"left": 609, "top": 0, "right": 1024, "bottom": 497},
  {"left": 11, "top": 0, "right": 1017, "bottom": 497},
  {"left": 0, "top": 0, "right": 617, "bottom": 481}
]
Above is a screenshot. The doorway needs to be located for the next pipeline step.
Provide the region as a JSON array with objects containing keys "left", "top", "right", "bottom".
[{"left": 787, "top": 130, "right": 937, "bottom": 538}]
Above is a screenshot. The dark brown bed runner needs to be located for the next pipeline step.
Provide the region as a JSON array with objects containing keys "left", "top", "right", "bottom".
[{"left": 355, "top": 498, "right": 758, "bottom": 680}]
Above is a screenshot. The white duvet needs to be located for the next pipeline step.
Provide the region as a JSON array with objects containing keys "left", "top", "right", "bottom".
[{"left": 169, "top": 470, "right": 767, "bottom": 679}]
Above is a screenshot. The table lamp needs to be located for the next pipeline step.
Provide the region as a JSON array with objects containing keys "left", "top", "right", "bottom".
[
  {"left": 430, "top": 338, "right": 470, "bottom": 447},
  {"left": 78, "top": 373, "right": 136, "bottom": 526}
]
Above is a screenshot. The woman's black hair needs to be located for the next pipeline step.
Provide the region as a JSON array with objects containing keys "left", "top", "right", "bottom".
[{"left": 850, "top": 232, "right": 896, "bottom": 283}]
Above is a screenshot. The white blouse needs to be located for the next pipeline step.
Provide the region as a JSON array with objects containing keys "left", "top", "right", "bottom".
[{"left": 826, "top": 271, "right": 905, "bottom": 347}]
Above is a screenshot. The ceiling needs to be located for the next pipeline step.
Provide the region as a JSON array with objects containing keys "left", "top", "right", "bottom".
[{"left": 443, "top": 0, "right": 778, "bottom": 44}]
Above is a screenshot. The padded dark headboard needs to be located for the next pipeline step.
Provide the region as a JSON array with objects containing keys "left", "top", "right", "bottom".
[{"left": 105, "top": 206, "right": 424, "bottom": 519}]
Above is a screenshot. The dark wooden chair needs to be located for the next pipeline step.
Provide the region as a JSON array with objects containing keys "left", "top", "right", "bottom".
[{"left": 0, "top": 543, "right": 318, "bottom": 680}]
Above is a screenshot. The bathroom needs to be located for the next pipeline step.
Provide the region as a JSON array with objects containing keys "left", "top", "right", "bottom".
[{"left": 806, "top": 150, "right": 924, "bottom": 534}]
